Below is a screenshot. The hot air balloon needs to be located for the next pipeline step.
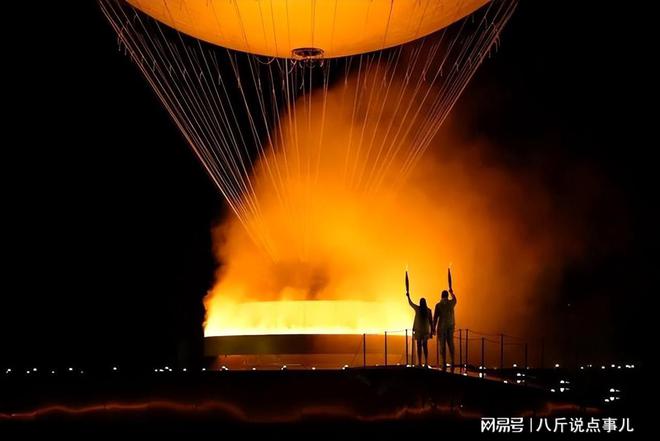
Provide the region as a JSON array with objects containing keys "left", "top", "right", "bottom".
[
  {"left": 99, "top": 0, "right": 517, "bottom": 255},
  {"left": 123, "top": 0, "right": 490, "bottom": 59}
]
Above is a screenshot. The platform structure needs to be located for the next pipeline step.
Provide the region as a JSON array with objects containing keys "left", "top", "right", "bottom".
[
  {"left": 204, "top": 329, "right": 535, "bottom": 372},
  {"left": 204, "top": 333, "right": 411, "bottom": 369}
]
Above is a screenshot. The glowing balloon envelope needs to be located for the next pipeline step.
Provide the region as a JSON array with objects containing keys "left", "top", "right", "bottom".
[{"left": 126, "top": 0, "right": 489, "bottom": 58}]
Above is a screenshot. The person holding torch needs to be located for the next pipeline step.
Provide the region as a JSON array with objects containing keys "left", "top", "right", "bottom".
[
  {"left": 434, "top": 268, "right": 457, "bottom": 372},
  {"left": 405, "top": 270, "right": 433, "bottom": 367}
]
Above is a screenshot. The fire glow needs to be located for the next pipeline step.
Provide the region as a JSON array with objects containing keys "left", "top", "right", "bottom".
[
  {"left": 204, "top": 69, "right": 579, "bottom": 338},
  {"left": 205, "top": 301, "right": 408, "bottom": 336}
]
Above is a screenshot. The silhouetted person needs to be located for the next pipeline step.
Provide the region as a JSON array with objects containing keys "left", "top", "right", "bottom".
[
  {"left": 407, "top": 293, "right": 433, "bottom": 367},
  {"left": 433, "top": 289, "right": 457, "bottom": 371}
]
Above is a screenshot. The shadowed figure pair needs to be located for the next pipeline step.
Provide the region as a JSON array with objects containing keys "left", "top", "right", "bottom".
[{"left": 406, "top": 289, "right": 457, "bottom": 369}]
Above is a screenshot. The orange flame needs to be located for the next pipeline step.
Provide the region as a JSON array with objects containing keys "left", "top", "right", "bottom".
[{"left": 204, "top": 69, "right": 581, "bottom": 338}]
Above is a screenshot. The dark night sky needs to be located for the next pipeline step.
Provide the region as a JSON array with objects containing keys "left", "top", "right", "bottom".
[{"left": 0, "top": 1, "right": 652, "bottom": 367}]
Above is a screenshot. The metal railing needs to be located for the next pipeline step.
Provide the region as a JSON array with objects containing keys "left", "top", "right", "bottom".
[{"left": 354, "top": 328, "right": 542, "bottom": 373}]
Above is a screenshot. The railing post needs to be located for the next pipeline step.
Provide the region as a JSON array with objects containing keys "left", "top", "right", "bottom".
[
  {"left": 405, "top": 329, "right": 409, "bottom": 365},
  {"left": 459, "top": 329, "right": 463, "bottom": 367},
  {"left": 465, "top": 329, "right": 469, "bottom": 369},
  {"left": 384, "top": 331, "right": 388, "bottom": 366},
  {"left": 363, "top": 333, "right": 366, "bottom": 368}
]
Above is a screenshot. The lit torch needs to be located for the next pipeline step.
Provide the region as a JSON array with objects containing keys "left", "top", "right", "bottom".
[
  {"left": 405, "top": 269, "right": 410, "bottom": 297},
  {"left": 448, "top": 267, "right": 453, "bottom": 293}
]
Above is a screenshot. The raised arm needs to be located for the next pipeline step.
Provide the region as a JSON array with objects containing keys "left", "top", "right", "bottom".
[
  {"left": 406, "top": 292, "right": 418, "bottom": 311},
  {"left": 450, "top": 289, "right": 457, "bottom": 305}
]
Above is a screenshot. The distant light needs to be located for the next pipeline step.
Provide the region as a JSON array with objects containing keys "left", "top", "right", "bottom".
[
  {"left": 158, "top": 369, "right": 164, "bottom": 372},
  {"left": 154, "top": 369, "right": 158, "bottom": 372},
  {"left": 311, "top": 367, "right": 316, "bottom": 370},
  {"left": 610, "top": 396, "right": 615, "bottom": 401},
  {"left": 68, "top": 367, "right": 73, "bottom": 372},
  {"left": 564, "top": 387, "right": 570, "bottom": 391},
  {"left": 80, "top": 370, "right": 84, "bottom": 374},
  {"left": 516, "top": 373, "right": 521, "bottom": 377},
  {"left": 560, "top": 380, "right": 565, "bottom": 384},
  {"left": 26, "top": 370, "right": 30, "bottom": 374},
  {"left": 182, "top": 368, "right": 187, "bottom": 372},
  {"left": 516, "top": 379, "right": 521, "bottom": 384},
  {"left": 550, "top": 388, "right": 555, "bottom": 392},
  {"left": 32, "top": 368, "right": 37, "bottom": 372},
  {"left": 165, "top": 366, "right": 170, "bottom": 370},
  {"left": 513, "top": 363, "right": 517, "bottom": 368},
  {"left": 112, "top": 366, "right": 118, "bottom": 371},
  {"left": 479, "top": 373, "right": 484, "bottom": 378},
  {"left": 221, "top": 366, "right": 228, "bottom": 371},
  {"left": 611, "top": 364, "right": 615, "bottom": 368},
  {"left": 631, "top": 364, "right": 635, "bottom": 368},
  {"left": 610, "top": 388, "right": 615, "bottom": 393},
  {"left": 281, "top": 365, "right": 287, "bottom": 370},
  {"left": 201, "top": 368, "right": 207, "bottom": 371},
  {"left": 554, "top": 363, "right": 560, "bottom": 368},
  {"left": 617, "top": 365, "right": 622, "bottom": 369},
  {"left": 604, "top": 398, "right": 610, "bottom": 403},
  {"left": 252, "top": 367, "right": 256, "bottom": 371},
  {"left": 463, "top": 373, "right": 468, "bottom": 376},
  {"left": 50, "top": 370, "right": 55, "bottom": 374},
  {"left": 503, "top": 380, "right": 508, "bottom": 384},
  {"left": 580, "top": 366, "right": 584, "bottom": 370},
  {"left": 588, "top": 364, "right": 592, "bottom": 368},
  {"left": 601, "top": 366, "right": 606, "bottom": 369},
  {"left": 560, "top": 387, "right": 564, "bottom": 392}
]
